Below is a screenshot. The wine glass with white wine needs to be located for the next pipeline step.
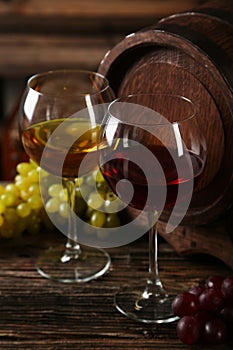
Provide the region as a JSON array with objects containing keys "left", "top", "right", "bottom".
[{"left": 18, "top": 69, "right": 115, "bottom": 283}]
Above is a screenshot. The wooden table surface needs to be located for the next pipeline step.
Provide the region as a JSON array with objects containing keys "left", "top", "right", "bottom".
[{"left": 0, "top": 230, "right": 232, "bottom": 350}]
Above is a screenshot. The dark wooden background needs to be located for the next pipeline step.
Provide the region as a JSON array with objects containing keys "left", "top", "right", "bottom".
[
  {"left": 0, "top": 0, "right": 201, "bottom": 181},
  {"left": 0, "top": 0, "right": 200, "bottom": 77}
]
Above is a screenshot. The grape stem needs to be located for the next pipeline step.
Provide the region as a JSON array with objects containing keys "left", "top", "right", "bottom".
[{"left": 61, "top": 179, "right": 82, "bottom": 263}]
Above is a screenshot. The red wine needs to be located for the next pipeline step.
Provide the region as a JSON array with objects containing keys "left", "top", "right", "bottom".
[{"left": 101, "top": 145, "right": 204, "bottom": 211}]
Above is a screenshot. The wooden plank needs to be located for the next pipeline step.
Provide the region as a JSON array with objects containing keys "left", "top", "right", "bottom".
[
  {"left": 0, "top": 0, "right": 199, "bottom": 18},
  {"left": 0, "top": 0, "right": 199, "bottom": 33},
  {"left": 0, "top": 230, "right": 232, "bottom": 349},
  {"left": 0, "top": 1, "right": 200, "bottom": 34},
  {"left": 0, "top": 33, "right": 122, "bottom": 76}
]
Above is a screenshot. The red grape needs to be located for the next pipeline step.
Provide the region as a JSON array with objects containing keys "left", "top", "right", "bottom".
[
  {"left": 203, "top": 317, "right": 227, "bottom": 344},
  {"left": 199, "top": 287, "right": 223, "bottom": 311},
  {"left": 173, "top": 275, "right": 233, "bottom": 346},
  {"left": 220, "top": 301, "right": 233, "bottom": 323},
  {"left": 222, "top": 276, "right": 233, "bottom": 300},
  {"left": 172, "top": 292, "right": 199, "bottom": 317},
  {"left": 196, "top": 310, "right": 212, "bottom": 327},
  {"left": 189, "top": 285, "right": 205, "bottom": 297},
  {"left": 176, "top": 316, "right": 201, "bottom": 345},
  {"left": 206, "top": 275, "right": 224, "bottom": 293}
]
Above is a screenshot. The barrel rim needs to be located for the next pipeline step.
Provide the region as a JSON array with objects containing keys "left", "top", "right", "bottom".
[
  {"left": 157, "top": 12, "right": 233, "bottom": 92},
  {"left": 99, "top": 29, "right": 232, "bottom": 103},
  {"left": 158, "top": 11, "right": 233, "bottom": 28}
]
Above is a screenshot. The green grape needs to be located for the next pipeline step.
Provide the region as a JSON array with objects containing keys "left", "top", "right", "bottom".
[
  {"left": 15, "top": 177, "right": 31, "bottom": 191},
  {"left": 75, "top": 177, "right": 83, "bottom": 187},
  {"left": 87, "top": 192, "right": 105, "bottom": 210},
  {"left": 37, "top": 166, "right": 49, "bottom": 178},
  {"left": 48, "top": 183, "right": 63, "bottom": 198},
  {"left": 91, "top": 169, "right": 98, "bottom": 179},
  {"left": 28, "top": 183, "right": 40, "bottom": 196},
  {"left": 0, "top": 160, "right": 112, "bottom": 239},
  {"left": 76, "top": 184, "right": 92, "bottom": 199},
  {"left": 104, "top": 213, "right": 121, "bottom": 228},
  {"left": 0, "top": 201, "right": 6, "bottom": 214},
  {"left": 27, "top": 169, "right": 39, "bottom": 183},
  {"left": 20, "top": 189, "right": 31, "bottom": 201},
  {"left": 15, "top": 174, "right": 23, "bottom": 183},
  {"left": 29, "top": 159, "right": 38, "bottom": 168},
  {"left": 90, "top": 210, "right": 106, "bottom": 228},
  {"left": 39, "top": 174, "right": 56, "bottom": 189},
  {"left": 53, "top": 212, "right": 66, "bottom": 226},
  {"left": 94, "top": 169, "right": 105, "bottom": 183},
  {"left": 4, "top": 208, "right": 19, "bottom": 224},
  {"left": 59, "top": 202, "right": 69, "bottom": 218},
  {"left": 96, "top": 181, "right": 109, "bottom": 196},
  {"left": 104, "top": 196, "right": 124, "bottom": 213},
  {"left": 0, "top": 215, "right": 4, "bottom": 227},
  {"left": 45, "top": 197, "right": 60, "bottom": 213},
  {"left": 85, "top": 174, "right": 96, "bottom": 187},
  {"left": 0, "top": 160, "right": 50, "bottom": 239},
  {"left": 59, "top": 188, "right": 68, "bottom": 201},
  {"left": 85, "top": 206, "right": 94, "bottom": 219},
  {"left": 16, "top": 162, "right": 34, "bottom": 176},
  {"left": 106, "top": 192, "right": 117, "bottom": 201},
  {"left": 16, "top": 202, "right": 31, "bottom": 218},
  {"left": 0, "top": 185, "right": 5, "bottom": 195},
  {"left": 5, "top": 183, "right": 20, "bottom": 196},
  {"left": 27, "top": 194, "right": 43, "bottom": 210},
  {"left": 1, "top": 192, "right": 17, "bottom": 207}
]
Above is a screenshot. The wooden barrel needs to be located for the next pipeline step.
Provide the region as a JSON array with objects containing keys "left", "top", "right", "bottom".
[{"left": 98, "top": 0, "right": 233, "bottom": 266}]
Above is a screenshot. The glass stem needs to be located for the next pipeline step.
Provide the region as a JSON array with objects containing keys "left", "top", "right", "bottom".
[
  {"left": 62, "top": 179, "right": 82, "bottom": 262},
  {"left": 146, "top": 211, "right": 167, "bottom": 297}
]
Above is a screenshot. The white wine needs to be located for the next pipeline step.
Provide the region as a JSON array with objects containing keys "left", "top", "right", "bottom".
[{"left": 22, "top": 118, "right": 100, "bottom": 178}]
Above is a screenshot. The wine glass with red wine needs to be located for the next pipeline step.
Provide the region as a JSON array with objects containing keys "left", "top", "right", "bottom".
[
  {"left": 18, "top": 69, "right": 115, "bottom": 283},
  {"left": 98, "top": 93, "right": 206, "bottom": 323}
]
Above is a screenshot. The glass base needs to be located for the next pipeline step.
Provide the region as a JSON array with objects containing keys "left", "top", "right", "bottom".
[
  {"left": 114, "top": 284, "right": 178, "bottom": 324},
  {"left": 36, "top": 244, "right": 111, "bottom": 283}
]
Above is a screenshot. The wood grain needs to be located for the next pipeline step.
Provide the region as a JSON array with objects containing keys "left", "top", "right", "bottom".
[
  {"left": 0, "top": 0, "right": 199, "bottom": 37},
  {"left": 0, "top": 34, "right": 121, "bottom": 77},
  {"left": 0, "top": 0, "right": 198, "bottom": 18},
  {"left": 0, "top": 230, "right": 232, "bottom": 349}
]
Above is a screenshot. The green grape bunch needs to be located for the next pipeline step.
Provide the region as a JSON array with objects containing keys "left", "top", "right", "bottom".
[
  {"left": 43, "top": 168, "right": 122, "bottom": 239},
  {"left": 0, "top": 160, "right": 122, "bottom": 240}
]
